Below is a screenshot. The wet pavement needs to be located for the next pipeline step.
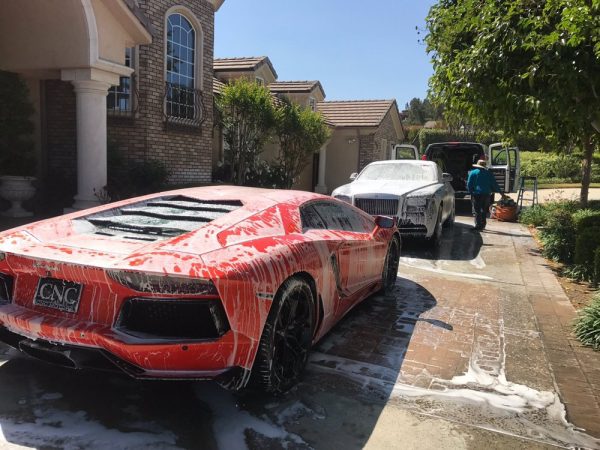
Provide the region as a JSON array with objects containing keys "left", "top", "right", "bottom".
[{"left": 0, "top": 203, "right": 600, "bottom": 449}]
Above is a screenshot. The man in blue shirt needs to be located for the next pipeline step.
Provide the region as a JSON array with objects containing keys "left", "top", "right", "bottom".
[{"left": 467, "top": 159, "right": 503, "bottom": 230}]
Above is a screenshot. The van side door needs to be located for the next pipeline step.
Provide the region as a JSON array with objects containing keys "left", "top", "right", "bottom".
[
  {"left": 392, "top": 144, "right": 419, "bottom": 160},
  {"left": 489, "top": 142, "right": 510, "bottom": 193},
  {"left": 507, "top": 147, "right": 520, "bottom": 193}
]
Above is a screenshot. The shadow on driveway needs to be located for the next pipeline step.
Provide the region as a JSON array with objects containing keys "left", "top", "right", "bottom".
[{"left": 0, "top": 277, "right": 439, "bottom": 449}]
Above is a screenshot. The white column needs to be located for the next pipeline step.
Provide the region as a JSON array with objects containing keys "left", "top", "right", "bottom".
[
  {"left": 70, "top": 80, "right": 111, "bottom": 211},
  {"left": 315, "top": 145, "right": 328, "bottom": 194}
]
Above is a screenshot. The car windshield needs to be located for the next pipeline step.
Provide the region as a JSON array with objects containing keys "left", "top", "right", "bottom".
[{"left": 358, "top": 163, "right": 437, "bottom": 182}]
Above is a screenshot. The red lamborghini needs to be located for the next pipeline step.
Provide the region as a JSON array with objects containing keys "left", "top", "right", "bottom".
[{"left": 0, "top": 186, "right": 400, "bottom": 393}]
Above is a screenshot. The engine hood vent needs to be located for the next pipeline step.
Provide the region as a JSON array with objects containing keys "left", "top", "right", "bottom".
[{"left": 77, "top": 195, "right": 243, "bottom": 241}]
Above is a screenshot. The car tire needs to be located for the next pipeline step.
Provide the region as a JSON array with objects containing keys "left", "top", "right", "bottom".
[
  {"left": 251, "top": 277, "right": 315, "bottom": 395},
  {"left": 380, "top": 235, "right": 401, "bottom": 293},
  {"left": 427, "top": 208, "right": 443, "bottom": 248},
  {"left": 443, "top": 204, "right": 455, "bottom": 228}
]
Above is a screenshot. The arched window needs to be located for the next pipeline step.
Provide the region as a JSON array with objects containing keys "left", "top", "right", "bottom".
[{"left": 165, "top": 12, "right": 201, "bottom": 124}]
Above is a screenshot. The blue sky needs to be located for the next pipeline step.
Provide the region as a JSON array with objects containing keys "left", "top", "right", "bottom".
[{"left": 214, "top": 0, "right": 437, "bottom": 109}]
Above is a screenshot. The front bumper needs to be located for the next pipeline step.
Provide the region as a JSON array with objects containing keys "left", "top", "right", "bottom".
[
  {"left": 397, "top": 221, "right": 429, "bottom": 237},
  {"left": 0, "top": 303, "right": 251, "bottom": 381}
]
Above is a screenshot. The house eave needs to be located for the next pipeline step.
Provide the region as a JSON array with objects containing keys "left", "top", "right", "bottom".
[{"left": 210, "top": 0, "right": 225, "bottom": 11}]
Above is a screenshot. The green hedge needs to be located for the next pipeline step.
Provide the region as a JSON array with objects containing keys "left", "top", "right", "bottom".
[
  {"left": 573, "top": 210, "right": 600, "bottom": 233},
  {"left": 520, "top": 201, "right": 600, "bottom": 268},
  {"left": 574, "top": 226, "right": 600, "bottom": 266},
  {"left": 520, "top": 151, "right": 600, "bottom": 183}
]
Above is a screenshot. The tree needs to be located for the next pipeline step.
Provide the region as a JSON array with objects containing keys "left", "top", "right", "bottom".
[
  {"left": 215, "top": 79, "right": 276, "bottom": 185},
  {"left": 426, "top": 0, "right": 600, "bottom": 205},
  {"left": 274, "top": 99, "right": 330, "bottom": 189},
  {"left": 404, "top": 97, "right": 444, "bottom": 125}
]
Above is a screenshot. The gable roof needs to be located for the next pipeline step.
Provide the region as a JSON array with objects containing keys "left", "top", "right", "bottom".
[
  {"left": 316, "top": 100, "right": 397, "bottom": 128},
  {"left": 269, "top": 81, "right": 326, "bottom": 98},
  {"left": 214, "top": 56, "right": 278, "bottom": 79}
]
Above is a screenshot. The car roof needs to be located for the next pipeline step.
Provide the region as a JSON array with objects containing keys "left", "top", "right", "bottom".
[{"left": 365, "top": 160, "right": 438, "bottom": 168}]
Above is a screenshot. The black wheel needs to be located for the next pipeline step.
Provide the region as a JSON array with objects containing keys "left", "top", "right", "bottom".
[
  {"left": 251, "top": 277, "right": 315, "bottom": 394},
  {"left": 443, "top": 203, "right": 455, "bottom": 228},
  {"left": 381, "top": 235, "right": 401, "bottom": 293},
  {"left": 428, "top": 208, "right": 443, "bottom": 248}
]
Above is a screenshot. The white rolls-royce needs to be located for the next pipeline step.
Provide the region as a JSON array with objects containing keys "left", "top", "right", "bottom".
[{"left": 331, "top": 160, "right": 456, "bottom": 246}]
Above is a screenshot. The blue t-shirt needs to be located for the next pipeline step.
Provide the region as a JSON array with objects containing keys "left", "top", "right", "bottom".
[{"left": 467, "top": 168, "right": 501, "bottom": 195}]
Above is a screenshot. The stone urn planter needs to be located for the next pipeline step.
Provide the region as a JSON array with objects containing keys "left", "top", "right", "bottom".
[{"left": 0, "top": 175, "right": 36, "bottom": 217}]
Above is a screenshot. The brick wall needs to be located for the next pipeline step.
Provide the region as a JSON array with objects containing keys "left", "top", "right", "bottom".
[
  {"left": 44, "top": 1, "right": 216, "bottom": 187},
  {"left": 358, "top": 134, "right": 375, "bottom": 171},
  {"left": 108, "top": 0, "right": 215, "bottom": 185},
  {"left": 374, "top": 109, "right": 401, "bottom": 160},
  {"left": 357, "top": 110, "right": 402, "bottom": 170}
]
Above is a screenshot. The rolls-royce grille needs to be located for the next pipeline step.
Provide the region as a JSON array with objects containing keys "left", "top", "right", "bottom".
[{"left": 354, "top": 198, "right": 399, "bottom": 216}]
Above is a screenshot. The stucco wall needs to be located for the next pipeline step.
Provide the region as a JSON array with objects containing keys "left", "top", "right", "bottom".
[{"left": 326, "top": 129, "right": 359, "bottom": 193}]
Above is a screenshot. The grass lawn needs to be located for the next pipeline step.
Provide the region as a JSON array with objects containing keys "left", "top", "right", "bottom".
[{"left": 538, "top": 183, "right": 600, "bottom": 189}]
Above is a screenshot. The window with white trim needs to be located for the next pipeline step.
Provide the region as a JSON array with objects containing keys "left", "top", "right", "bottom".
[
  {"left": 309, "top": 97, "right": 316, "bottom": 112},
  {"left": 107, "top": 47, "right": 136, "bottom": 116}
]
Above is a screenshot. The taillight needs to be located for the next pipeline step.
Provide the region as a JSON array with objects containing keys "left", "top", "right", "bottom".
[
  {"left": 0, "top": 273, "right": 13, "bottom": 304},
  {"left": 107, "top": 270, "right": 219, "bottom": 297},
  {"left": 421, "top": 155, "right": 428, "bottom": 161}
]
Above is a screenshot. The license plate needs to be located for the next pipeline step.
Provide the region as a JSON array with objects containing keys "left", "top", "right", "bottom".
[{"left": 34, "top": 278, "right": 83, "bottom": 313}]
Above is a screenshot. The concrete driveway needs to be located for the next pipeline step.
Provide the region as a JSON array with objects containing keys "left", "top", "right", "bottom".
[{"left": 0, "top": 207, "right": 599, "bottom": 449}]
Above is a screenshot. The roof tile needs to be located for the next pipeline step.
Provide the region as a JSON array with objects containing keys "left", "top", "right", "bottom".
[{"left": 316, "top": 100, "right": 396, "bottom": 127}]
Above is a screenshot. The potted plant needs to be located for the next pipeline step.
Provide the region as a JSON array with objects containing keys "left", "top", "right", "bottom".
[{"left": 0, "top": 71, "right": 37, "bottom": 217}]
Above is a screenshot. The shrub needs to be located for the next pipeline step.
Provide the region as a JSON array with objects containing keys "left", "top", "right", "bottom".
[
  {"left": 0, "top": 71, "right": 36, "bottom": 176},
  {"left": 574, "top": 293, "right": 600, "bottom": 350},
  {"left": 539, "top": 208, "right": 577, "bottom": 263},
  {"left": 245, "top": 160, "right": 289, "bottom": 189},
  {"left": 128, "top": 159, "right": 170, "bottom": 195},
  {"left": 574, "top": 226, "right": 600, "bottom": 266},
  {"left": 519, "top": 205, "right": 548, "bottom": 227},
  {"left": 572, "top": 210, "right": 600, "bottom": 232}
]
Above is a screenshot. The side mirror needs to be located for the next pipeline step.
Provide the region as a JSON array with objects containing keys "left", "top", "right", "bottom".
[
  {"left": 349, "top": 173, "right": 358, "bottom": 181},
  {"left": 442, "top": 173, "right": 453, "bottom": 182},
  {"left": 374, "top": 215, "right": 395, "bottom": 229}
]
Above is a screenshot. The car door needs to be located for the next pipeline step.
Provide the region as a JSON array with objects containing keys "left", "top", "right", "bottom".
[
  {"left": 488, "top": 142, "right": 510, "bottom": 193},
  {"left": 311, "top": 201, "right": 385, "bottom": 314},
  {"left": 438, "top": 166, "right": 455, "bottom": 220},
  {"left": 392, "top": 144, "right": 419, "bottom": 160},
  {"left": 507, "top": 147, "right": 521, "bottom": 193}
]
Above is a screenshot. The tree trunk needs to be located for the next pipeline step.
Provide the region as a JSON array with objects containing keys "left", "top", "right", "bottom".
[{"left": 580, "top": 134, "right": 594, "bottom": 207}]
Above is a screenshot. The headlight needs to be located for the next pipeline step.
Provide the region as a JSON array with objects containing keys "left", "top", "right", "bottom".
[
  {"left": 406, "top": 196, "right": 427, "bottom": 206},
  {"left": 107, "top": 271, "right": 219, "bottom": 296},
  {"left": 334, "top": 195, "right": 352, "bottom": 204}
]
